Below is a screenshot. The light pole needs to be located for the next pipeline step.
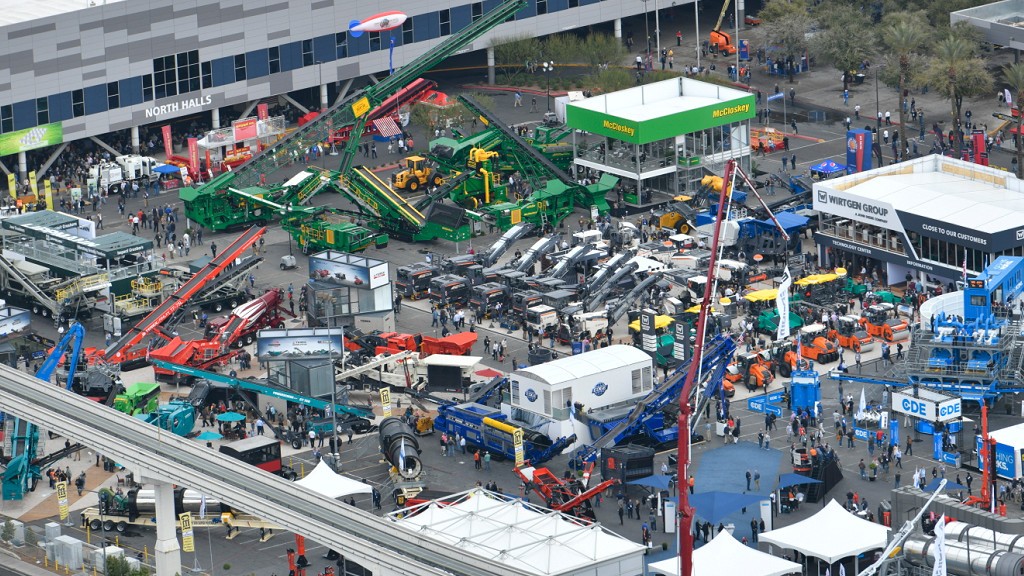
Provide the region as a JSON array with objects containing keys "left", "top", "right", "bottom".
[
  {"left": 642, "top": 0, "right": 651, "bottom": 55},
  {"left": 542, "top": 61, "right": 555, "bottom": 112}
]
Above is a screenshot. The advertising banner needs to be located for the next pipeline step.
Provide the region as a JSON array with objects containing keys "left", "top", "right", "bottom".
[
  {"left": 232, "top": 118, "right": 258, "bottom": 141},
  {"left": 187, "top": 138, "right": 200, "bottom": 177},
  {"left": 0, "top": 122, "right": 63, "bottom": 156},
  {"left": 673, "top": 321, "right": 689, "bottom": 361},
  {"left": 380, "top": 387, "right": 392, "bottom": 418},
  {"left": 7, "top": 173, "right": 14, "bottom": 200},
  {"left": 179, "top": 512, "right": 195, "bottom": 552},
  {"left": 256, "top": 330, "right": 344, "bottom": 359},
  {"left": 513, "top": 428, "right": 525, "bottom": 468},
  {"left": 162, "top": 125, "right": 173, "bottom": 158},
  {"left": 27, "top": 171, "right": 37, "bottom": 197},
  {"left": 309, "top": 254, "right": 389, "bottom": 289},
  {"left": 972, "top": 130, "right": 986, "bottom": 165},
  {"left": 56, "top": 481, "right": 69, "bottom": 520},
  {"left": 43, "top": 179, "right": 53, "bottom": 210},
  {"left": 776, "top": 266, "right": 792, "bottom": 339},
  {"left": 845, "top": 129, "right": 872, "bottom": 174},
  {"left": 257, "top": 103, "right": 269, "bottom": 120},
  {"left": 739, "top": 39, "right": 750, "bottom": 61}
]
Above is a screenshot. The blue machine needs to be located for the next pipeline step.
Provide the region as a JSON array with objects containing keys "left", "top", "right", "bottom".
[
  {"left": 432, "top": 402, "right": 575, "bottom": 464},
  {"left": 964, "top": 255, "right": 1024, "bottom": 321},
  {"left": 3, "top": 323, "right": 86, "bottom": 500}
]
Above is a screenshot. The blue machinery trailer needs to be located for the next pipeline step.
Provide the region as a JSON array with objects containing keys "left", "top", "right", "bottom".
[
  {"left": 577, "top": 334, "right": 738, "bottom": 463},
  {"left": 432, "top": 403, "right": 575, "bottom": 465}
]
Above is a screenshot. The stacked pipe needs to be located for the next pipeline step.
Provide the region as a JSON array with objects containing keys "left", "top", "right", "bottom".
[
  {"left": 903, "top": 521, "right": 1024, "bottom": 576},
  {"left": 378, "top": 417, "right": 421, "bottom": 479}
]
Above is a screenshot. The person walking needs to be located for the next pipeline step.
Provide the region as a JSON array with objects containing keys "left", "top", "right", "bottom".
[{"left": 905, "top": 437, "right": 913, "bottom": 456}]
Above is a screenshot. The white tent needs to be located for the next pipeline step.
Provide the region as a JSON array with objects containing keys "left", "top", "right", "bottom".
[
  {"left": 648, "top": 531, "right": 802, "bottom": 576},
  {"left": 389, "top": 487, "right": 646, "bottom": 576},
  {"left": 294, "top": 460, "right": 372, "bottom": 500},
  {"left": 759, "top": 500, "right": 890, "bottom": 563}
]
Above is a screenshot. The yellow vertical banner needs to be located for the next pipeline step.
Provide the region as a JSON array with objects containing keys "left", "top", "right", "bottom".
[
  {"left": 513, "top": 428, "right": 525, "bottom": 468},
  {"left": 28, "top": 171, "right": 37, "bottom": 197},
  {"left": 6, "top": 173, "right": 14, "bottom": 200},
  {"left": 43, "top": 179, "right": 53, "bottom": 210},
  {"left": 379, "top": 387, "right": 392, "bottom": 418},
  {"left": 56, "top": 481, "right": 69, "bottom": 520},
  {"left": 179, "top": 512, "right": 194, "bottom": 552}
]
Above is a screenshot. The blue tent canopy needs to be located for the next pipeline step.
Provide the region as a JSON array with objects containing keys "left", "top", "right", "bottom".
[
  {"left": 809, "top": 159, "right": 846, "bottom": 174},
  {"left": 924, "top": 478, "right": 967, "bottom": 492},
  {"left": 687, "top": 491, "right": 766, "bottom": 524},
  {"left": 153, "top": 163, "right": 181, "bottom": 174},
  {"left": 627, "top": 474, "right": 673, "bottom": 491},
  {"left": 761, "top": 212, "right": 808, "bottom": 232},
  {"left": 777, "top": 473, "right": 823, "bottom": 490}
]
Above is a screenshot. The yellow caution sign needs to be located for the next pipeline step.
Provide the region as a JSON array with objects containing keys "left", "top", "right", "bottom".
[
  {"left": 56, "top": 481, "right": 69, "bottom": 520},
  {"left": 179, "top": 512, "right": 194, "bottom": 552},
  {"left": 7, "top": 174, "right": 15, "bottom": 200},
  {"left": 352, "top": 97, "right": 371, "bottom": 118},
  {"left": 380, "top": 387, "right": 392, "bottom": 418},
  {"left": 513, "top": 428, "right": 525, "bottom": 468}
]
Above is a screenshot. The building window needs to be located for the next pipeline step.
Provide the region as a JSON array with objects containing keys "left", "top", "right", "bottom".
[
  {"left": 269, "top": 46, "right": 281, "bottom": 74},
  {"left": 440, "top": 9, "right": 451, "bottom": 36},
  {"left": 177, "top": 50, "right": 200, "bottom": 94},
  {"left": 201, "top": 62, "right": 212, "bottom": 89},
  {"left": 402, "top": 19, "right": 413, "bottom": 44},
  {"left": 569, "top": 0, "right": 579, "bottom": 7},
  {"left": 336, "top": 32, "right": 348, "bottom": 59},
  {"left": 472, "top": 2, "right": 483, "bottom": 21},
  {"left": 106, "top": 83, "right": 119, "bottom": 110},
  {"left": 302, "top": 39, "right": 314, "bottom": 66},
  {"left": 154, "top": 55, "right": 177, "bottom": 99},
  {"left": 537, "top": 0, "right": 548, "bottom": 15},
  {"left": 234, "top": 54, "right": 247, "bottom": 81},
  {"left": 36, "top": 97, "right": 48, "bottom": 124},
  {"left": 0, "top": 105, "right": 11, "bottom": 133},
  {"left": 72, "top": 89, "right": 85, "bottom": 117},
  {"left": 142, "top": 76, "right": 153, "bottom": 101},
  {"left": 369, "top": 31, "right": 381, "bottom": 52}
]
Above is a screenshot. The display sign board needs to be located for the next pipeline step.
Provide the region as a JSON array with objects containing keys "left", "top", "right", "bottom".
[
  {"left": 309, "top": 253, "right": 390, "bottom": 289},
  {"left": 640, "top": 310, "right": 657, "bottom": 354},
  {"left": 513, "top": 428, "right": 525, "bottom": 467},
  {"left": 232, "top": 118, "right": 258, "bottom": 141},
  {"left": 256, "top": 328, "right": 344, "bottom": 360},
  {"left": 0, "top": 122, "right": 63, "bottom": 156},
  {"left": 380, "top": 387, "right": 392, "bottom": 418},
  {"left": 891, "top": 389, "right": 961, "bottom": 422},
  {"left": 846, "top": 129, "right": 873, "bottom": 173},
  {"left": 179, "top": 512, "right": 194, "bottom": 552},
  {"left": 672, "top": 322, "right": 688, "bottom": 361},
  {"left": 56, "top": 481, "right": 69, "bottom": 520},
  {"left": 977, "top": 436, "right": 1017, "bottom": 479},
  {"left": 747, "top": 397, "right": 782, "bottom": 416}
]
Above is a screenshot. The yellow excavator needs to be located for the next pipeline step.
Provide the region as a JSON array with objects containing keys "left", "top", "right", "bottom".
[{"left": 710, "top": 0, "right": 738, "bottom": 56}]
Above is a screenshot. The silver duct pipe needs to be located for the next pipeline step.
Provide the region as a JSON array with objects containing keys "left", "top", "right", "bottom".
[
  {"left": 904, "top": 536, "right": 1024, "bottom": 576},
  {"left": 945, "top": 521, "right": 1024, "bottom": 553}
]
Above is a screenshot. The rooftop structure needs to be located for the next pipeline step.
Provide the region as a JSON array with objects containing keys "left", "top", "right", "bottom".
[{"left": 951, "top": 0, "right": 1024, "bottom": 52}]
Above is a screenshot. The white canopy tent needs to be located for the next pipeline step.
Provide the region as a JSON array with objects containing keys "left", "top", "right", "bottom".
[
  {"left": 388, "top": 487, "right": 646, "bottom": 576},
  {"left": 759, "top": 500, "right": 890, "bottom": 563},
  {"left": 294, "top": 460, "right": 372, "bottom": 500},
  {"left": 648, "top": 531, "right": 802, "bottom": 576}
]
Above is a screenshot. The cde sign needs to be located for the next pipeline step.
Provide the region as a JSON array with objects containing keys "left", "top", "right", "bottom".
[
  {"left": 891, "top": 391, "right": 936, "bottom": 421},
  {"left": 937, "top": 398, "right": 962, "bottom": 422}
]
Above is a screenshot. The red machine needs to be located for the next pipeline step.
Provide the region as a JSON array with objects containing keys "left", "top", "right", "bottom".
[
  {"left": 89, "top": 227, "right": 267, "bottom": 367},
  {"left": 326, "top": 78, "right": 448, "bottom": 144},
  {"left": 420, "top": 332, "right": 477, "bottom": 356},
  {"left": 514, "top": 465, "right": 616, "bottom": 520},
  {"left": 964, "top": 405, "right": 997, "bottom": 514},
  {"left": 356, "top": 330, "right": 477, "bottom": 358},
  {"left": 676, "top": 159, "right": 790, "bottom": 574},
  {"left": 150, "top": 288, "right": 288, "bottom": 373}
]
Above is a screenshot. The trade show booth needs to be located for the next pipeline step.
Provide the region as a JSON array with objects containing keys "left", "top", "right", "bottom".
[{"left": 566, "top": 77, "right": 755, "bottom": 210}]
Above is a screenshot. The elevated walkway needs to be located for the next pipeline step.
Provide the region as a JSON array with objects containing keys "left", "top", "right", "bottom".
[{"left": 0, "top": 363, "right": 530, "bottom": 576}]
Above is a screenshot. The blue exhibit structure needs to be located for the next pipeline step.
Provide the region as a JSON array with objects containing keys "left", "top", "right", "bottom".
[{"left": 963, "top": 255, "right": 1024, "bottom": 321}]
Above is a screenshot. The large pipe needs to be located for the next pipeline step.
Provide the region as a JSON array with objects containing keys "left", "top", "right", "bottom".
[
  {"left": 378, "top": 417, "right": 422, "bottom": 479},
  {"left": 904, "top": 537, "right": 1024, "bottom": 576},
  {"left": 131, "top": 487, "right": 224, "bottom": 517},
  {"left": 946, "top": 521, "right": 1024, "bottom": 553}
]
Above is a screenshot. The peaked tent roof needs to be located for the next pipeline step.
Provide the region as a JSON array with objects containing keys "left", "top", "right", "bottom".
[
  {"left": 758, "top": 499, "right": 890, "bottom": 563},
  {"left": 294, "top": 460, "right": 372, "bottom": 500},
  {"left": 388, "top": 488, "right": 646, "bottom": 576},
  {"left": 648, "top": 531, "right": 802, "bottom": 576}
]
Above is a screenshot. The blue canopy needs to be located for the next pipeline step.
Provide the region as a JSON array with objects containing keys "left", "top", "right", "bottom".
[
  {"left": 196, "top": 431, "right": 223, "bottom": 441},
  {"left": 627, "top": 474, "right": 673, "bottom": 491},
  {"left": 153, "top": 163, "right": 181, "bottom": 174},
  {"left": 777, "top": 473, "right": 823, "bottom": 490},
  {"left": 809, "top": 159, "right": 846, "bottom": 174},
  {"left": 216, "top": 412, "right": 246, "bottom": 422},
  {"left": 688, "top": 491, "right": 766, "bottom": 524},
  {"left": 761, "top": 211, "right": 808, "bottom": 232},
  {"left": 924, "top": 478, "right": 967, "bottom": 492}
]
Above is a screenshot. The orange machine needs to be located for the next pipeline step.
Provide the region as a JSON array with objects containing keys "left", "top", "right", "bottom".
[
  {"left": 828, "top": 315, "right": 875, "bottom": 353},
  {"left": 859, "top": 304, "right": 910, "bottom": 342},
  {"left": 710, "top": 0, "right": 738, "bottom": 55},
  {"left": 797, "top": 324, "right": 840, "bottom": 363},
  {"left": 725, "top": 350, "right": 774, "bottom": 391}
]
